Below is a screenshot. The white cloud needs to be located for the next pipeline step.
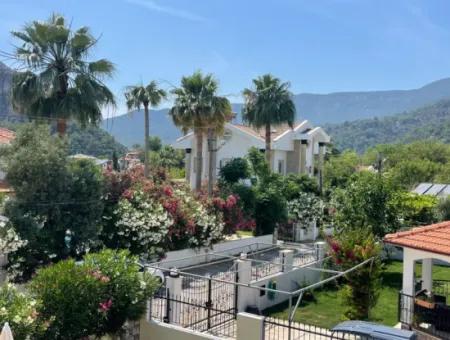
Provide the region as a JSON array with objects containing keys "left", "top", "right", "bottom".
[{"left": 125, "top": 0, "right": 207, "bottom": 22}]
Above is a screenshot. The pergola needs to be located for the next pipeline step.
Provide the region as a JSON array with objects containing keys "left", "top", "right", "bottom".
[
  {"left": 384, "top": 221, "right": 450, "bottom": 296},
  {"left": 384, "top": 221, "right": 450, "bottom": 336}
]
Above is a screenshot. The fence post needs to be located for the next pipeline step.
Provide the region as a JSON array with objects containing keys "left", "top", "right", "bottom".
[
  {"left": 280, "top": 249, "right": 294, "bottom": 272},
  {"left": 236, "top": 313, "right": 264, "bottom": 340},
  {"left": 235, "top": 257, "right": 252, "bottom": 312},
  {"left": 206, "top": 275, "right": 212, "bottom": 329},
  {"left": 273, "top": 227, "right": 278, "bottom": 244},
  {"left": 166, "top": 269, "right": 182, "bottom": 324}
]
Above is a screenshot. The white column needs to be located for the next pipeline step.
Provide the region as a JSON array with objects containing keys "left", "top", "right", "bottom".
[
  {"left": 422, "top": 258, "right": 433, "bottom": 292},
  {"left": 166, "top": 269, "right": 183, "bottom": 324},
  {"left": 299, "top": 140, "right": 308, "bottom": 174},
  {"left": 402, "top": 249, "right": 416, "bottom": 296},
  {"left": 236, "top": 258, "right": 253, "bottom": 312},
  {"left": 184, "top": 148, "right": 191, "bottom": 183},
  {"left": 280, "top": 249, "right": 294, "bottom": 272},
  {"left": 237, "top": 312, "right": 264, "bottom": 340},
  {"left": 314, "top": 241, "right": 326, "bottom": 262},
  {"left": 318, "top": 142, "right": 325, "bottom": 191}
]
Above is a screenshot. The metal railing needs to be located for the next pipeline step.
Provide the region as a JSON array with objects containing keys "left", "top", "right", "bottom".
[{"left": 398, "top": 291, "right": 450, "bottom": 339}]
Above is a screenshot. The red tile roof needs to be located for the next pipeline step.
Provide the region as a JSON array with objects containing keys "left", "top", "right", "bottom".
[
  {"left": 0, "top": 128, "right": 15, "bottom": 145},
  {"left": 232, "top": 122, "right": 302, "bottom": 140},
  {"left": 384, "top": 221, "right": 450, "bottom": 256}
]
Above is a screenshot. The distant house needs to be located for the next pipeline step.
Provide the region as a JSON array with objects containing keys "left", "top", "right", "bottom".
[
  {"left": 69, "top": 154, "right": 111, "bottom": 170},
  {"left": 412, "top": 183, "right": 450, "bottom": 198},
  {"left": 0, "top": 128, "right": 15, "bottom": 193},
  {"left": 118, "top": 151, "right": 141, "bottom": 170},
  {"left": 173, "top": 121, "right": 330, "bottom": 189}
]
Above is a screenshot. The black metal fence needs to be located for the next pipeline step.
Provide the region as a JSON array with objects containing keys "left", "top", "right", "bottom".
[
  {"left": 264, "top": 316, "right": 370, "bottom": 340},
  {"left": 398, "top": 291, "right": 450, "bottom": 339},
  {"left": 149, "top": 273, "right": 238, "bottom": 338}
]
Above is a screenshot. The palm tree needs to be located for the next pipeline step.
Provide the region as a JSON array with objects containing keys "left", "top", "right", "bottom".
[
  {"left": 169, "top": 71, "right": 232, "bottom": 193},
  {"left": 242, "top": 74, "right": 296, "bottom": 166},
  {"left": 125, "top": 81, "right": 167, "bottom": 178},
  {"left": 9, "top": 13, "right": 115, "bottom": 135}
]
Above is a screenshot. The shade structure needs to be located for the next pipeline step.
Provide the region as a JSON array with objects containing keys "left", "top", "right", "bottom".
[{"left": 0, "top": 323, "right": 13, "bottom": 340}]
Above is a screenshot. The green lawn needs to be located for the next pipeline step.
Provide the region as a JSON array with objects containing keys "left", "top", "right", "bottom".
[
  {"left": 264, "top": 261, "right": 450, "bottom": 329},
  {"left": 236, "top": 230, "right": 254, "bottom": 237}
]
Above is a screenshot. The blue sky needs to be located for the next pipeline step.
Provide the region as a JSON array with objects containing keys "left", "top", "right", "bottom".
[{"left": 1, "top": 0, "right": 450, "bottom": 115}]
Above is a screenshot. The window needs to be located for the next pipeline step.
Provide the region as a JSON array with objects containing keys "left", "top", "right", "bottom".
[{"left": 278, "top": 160, "right": 285, "bottom": 174}]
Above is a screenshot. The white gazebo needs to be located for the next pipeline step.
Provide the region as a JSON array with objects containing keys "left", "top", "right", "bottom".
[{"left": 384, "top": 221, "right": 450, "bottom": 336}]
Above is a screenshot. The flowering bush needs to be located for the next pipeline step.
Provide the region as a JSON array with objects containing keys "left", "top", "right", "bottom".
[
  {"left": 30, "top": 249, "right": 157, "bottom": 339},
  {"left": 0, "top": 218, "right": 27, "bottom": 255},
  {"left": 113, "top": 190, "right": 173, "bottom": 259},
  {"left": 287, "top": 192, "right": 324, "bottom": 226},
  {"left": 101, "top": 167, "right": 225, "bottom": 257},
  {"left": 0, "top": 284, "right": 47, "bottom": 340},
  {"left": 207, "top": 194, "right": 255, "bottom": 234},
  {"left": 327, "top": 229, "right": 382, "bottom": 320}
]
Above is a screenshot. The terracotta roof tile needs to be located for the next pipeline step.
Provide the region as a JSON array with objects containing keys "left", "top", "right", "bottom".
[
  {"left": 232, "top": 122, "right": 302, "bottom": 140},
  {"left": 384, "top": 221, "right": 450, "bottom": 256}
]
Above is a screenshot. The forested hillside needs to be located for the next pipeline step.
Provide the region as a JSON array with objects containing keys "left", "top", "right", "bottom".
[{"left": 325, "top": 100, "right": 450, "bottom": 152}]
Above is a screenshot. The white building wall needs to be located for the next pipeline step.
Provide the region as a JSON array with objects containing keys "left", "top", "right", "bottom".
[{"left": 272, "top": 150, "right": 287, "bottom": 174}]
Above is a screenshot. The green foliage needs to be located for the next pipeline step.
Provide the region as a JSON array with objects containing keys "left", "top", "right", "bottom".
[
  {"left": 247, "top": 147, "right": 270, "bottom": 181},
  {"left": 254, "top": 186, "right": 287, "bottom": 235},
  {"left": 10, "top": 13, "right": 115, "bottom": 132},
  {"left": 30, "top": 249, "right": 157, "bottom": 339},
  {"left": 392, "top": 193, "right": 438, "bottom": 227},
  {"left": 282, "top": 173, "right": 320, "bottom": 200},
  {"left": 328, "top": 229, "right": 382, "bottom": 320},
  {"left": 325, "top": 100, "right": 450, "bottom": 152},
  {"left": 332, "top": 172, "right": 400, "bottom": 237},
  {"left": 65, "top": 124, "right": 127, "bottom": 158},
  {"left": 0, "top": 284, "right": 47, "bottom": 340},
  {"left": 148, "top": 136, "right": 162, "bottom": 152},
  {"left": 436, "top": 197, "right": 450, "bottom": 221},
  {"left": 1, "top": 124, "right": 104, "bottom": 280},
  {"left": 324, "top": 151, "right": 360, "bottom": 191},
  {"left": 219, "top": 158, "right": 250, "bottom": 184},
  {"left": 242, "top": 74, "right": 295, "bottom": 162}
]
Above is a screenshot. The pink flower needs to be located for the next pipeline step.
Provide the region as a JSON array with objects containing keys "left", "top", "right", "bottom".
[
  {"left": 163, "top": 186, "right": 173, "bottom": 197},
  {"left": 99, "top": 299, "right": 113, "bottom": 313},
  {"left": 122, "top": 189, "right": 134, "bottom": 200},
  {"left": 225, "top": 195, "right": 237, "bottom": 209}
]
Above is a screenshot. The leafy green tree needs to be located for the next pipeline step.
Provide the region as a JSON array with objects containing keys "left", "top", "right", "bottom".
[
  {"left": 436, "top": 197, "right": 450, "bottom": 221},
  {"left": 242, "top": 74, "right": 296, "bottom": 164},
  {"left": 332, "top": 171, "right": 400, "bottom": 237},
  {"left": 148, "top": 135, "right": 162, "bottom": 152},
  {"left": 125, "top": 81, "right": 167, "bottom": 178},
  {"left": 219, "top": 158, "right": 250, "bottom": 184},
  {"left": 169, "top": 71, "right": 232, "bottom": 193},
  {"left": 1, "top": 124, "right": 104, "bottom": 280},
  {"left": 112, "top": 150, "right": 120, "bottom": 171},
  {"left": 10, "top": 13, "right": 115, "bottom": 135},
  {"left": 282, "top": 173, "right": 320, "bottom": 200},
  {"left": 324, "top": 150, "right": 360, "bottom": 191}
]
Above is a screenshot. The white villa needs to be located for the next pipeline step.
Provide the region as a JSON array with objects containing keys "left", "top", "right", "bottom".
[{"left": 173, "top": 120, "right": 331, "bottom": 189}]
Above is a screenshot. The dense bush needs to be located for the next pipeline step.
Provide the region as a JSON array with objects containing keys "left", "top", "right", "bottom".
[
  {"left": 328, "top": 229, "right": 382, "bottom": 320},
  {"left": 0, "top": 284, "right": 47, "bottom": 340},
  {"left": 1, "top": 125, "right": 104, "bottom": 281},
  {"left": 101, "top": 166, "right": 225, "bottom": 257},
  {"left": 30, "top": 249, "right": 157, "bottom": 339},
  {"left": 331, "top": 172, "right": 401, "bottom": 237},
  {"left": 288, "top": 192, "right": 323, "bottom": 226},
  {"left": 219, "top": 158, "right": 250, "bottom": 184}
]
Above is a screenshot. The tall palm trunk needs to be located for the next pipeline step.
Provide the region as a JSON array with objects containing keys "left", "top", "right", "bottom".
[
  {"left": 207, "top": 128, "right": 217, "bottom": 196},
  {"left": 144, "top": 104, "right": 150, "bottom": 178},
  {"left": 195, "top": 128, "right": 203, "bottom": 191},
  {"left": 265, "top": 123, "right": 271, "bottom": 167}
]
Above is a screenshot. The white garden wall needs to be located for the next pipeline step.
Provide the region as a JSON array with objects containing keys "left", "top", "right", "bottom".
[{"left": 153, "top": 235, "right": 273, "bottom": 269}]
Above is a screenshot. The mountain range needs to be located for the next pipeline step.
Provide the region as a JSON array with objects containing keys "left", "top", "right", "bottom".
[
  {"left": 2, "top": 61, "right": 450, "bottom": 151},
  {"left": 102, "top": 78, "right": 450, "bottom": 147}
]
